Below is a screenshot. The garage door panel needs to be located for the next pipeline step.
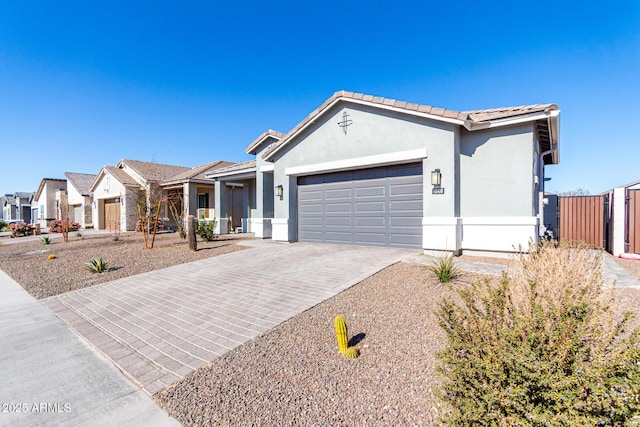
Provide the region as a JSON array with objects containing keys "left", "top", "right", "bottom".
[
  {"left": 325, "top": 188, "right": 352, "bottom": 200},
  {"left": 299, "top": 203, "right": 324, "bottom": 214},
  {"left": 299, "top": 190, "right": 323, "bottom": 201},
  {"left": 390, "top": 217, "right": 422, "bottom": 227},
  {"left": 326, "top": 217, "right": 351, "bottom": 226},
  {"left": 356, "top": 201, "right": 386, "bottom": 212},
  {"left": 325, "top": 232, "right": 354, "bottom": 242},
  {"left": 326, "top": 203, "right": 352, "bottom": 213},
  {"left": 390, "top": 182, "right": 423, "bottom": 196},
  {"left": 298, "top": 163, "right": 422, "bottom": 249},
  {"left": 355, "top": 217, "right": 386, "bottom": 227},
  {"left": 389, "top": 234, "right": 422, "bottom": 247},
  {"left": 299, "top": 217, "right": 323, "bottom": 226},
  {"left": 355, "top": 186, "right": 386, "bottom": 198},
  {"left": 354, "top": 233, "right": 386, "bottom": 245},
  {"left": 390, "top": 200, "right": 423, "bottom": 212}
]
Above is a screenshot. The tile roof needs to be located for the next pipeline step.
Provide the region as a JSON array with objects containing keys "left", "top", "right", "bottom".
[
  {"left": 64, "top": 172, "right": 97, "bottom": 196},
  {"left": 162, "top": 160, "right": 235, "bottom": 185},
  {"left": 104, "top": 166, "right": 138, "bottom": 186},
  {"left": 14, "top": 192, "right": 34, "bottom": 199},
  {"left": 262, "top": 90, "right": 559, "bottom": 160},
  {"left": 205, "top": 160, "right": 256, "bottom": 178},
  {"left": 245, "top": 129, "right": 285, "bottom": 154},
  {"left": 119, "top": 159, "right": 190, "bottom": 183}
]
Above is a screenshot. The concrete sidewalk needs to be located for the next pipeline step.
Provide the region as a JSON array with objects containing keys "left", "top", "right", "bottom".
[
  {"left": 0, "top": 269, "right": 179, "bottom": 426},
  {"left": 43, "top": 241, "right": 414, "bottom": 395}
]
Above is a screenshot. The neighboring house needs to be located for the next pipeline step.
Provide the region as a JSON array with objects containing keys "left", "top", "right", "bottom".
[
  {"left": 1, "top": 195, "right": 17, "bottom": 221},
  {"left": 206, "top": 160, "right": 260, "bottom": 233},
  {"left": 34, "top": 179, "right": 67, "bottom": 227},
  {"left": 14, "top": 192, "right": 34, "bottom": 223},
  {"left": 205, "top": 130, "right": 284, "bottom": 234},
  {"left": 91, "top": 159, "right": 232, "bottom": 232},
  {"left": 2, "top": 192, "right": 35, "bottom": 223},
  {"left": 64, "top": 172, "right": 97, "bottom": 228},
  {"left": 160, "top": 160, "right": 234, "bottom": 225},
  {"left": 211, "top": 91, "right": 560, "bottom": 255}
]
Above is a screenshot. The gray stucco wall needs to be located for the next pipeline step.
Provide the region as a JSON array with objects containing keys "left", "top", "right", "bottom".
[
  {"left": 459, "top": 124, "right": 535, "bottom": 217},
  {"left": 271, "top": 102, "right": 457, "bottom": 223}
]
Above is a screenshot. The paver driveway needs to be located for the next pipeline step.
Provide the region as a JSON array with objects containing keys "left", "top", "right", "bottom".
[{"left": 43, "top": 241, "right": 415, "bottom": 394}]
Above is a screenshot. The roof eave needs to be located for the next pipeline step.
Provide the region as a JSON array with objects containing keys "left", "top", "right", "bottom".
[{"left": 205, "top": 167, "right": 257, "bottom": 179}]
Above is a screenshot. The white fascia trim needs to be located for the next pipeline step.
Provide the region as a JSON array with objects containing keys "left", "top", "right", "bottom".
[
  {"left": 462, "top": 216, "right": 539, "bottom": 226},
  {"left": 464, "top": 111, "right": 557, "bottom": 131},
  {"left": 205, "top": 168, "right": 257, "bottom": 179},
  {"left": 260, "top": 164, "right": 275, "bottom": 172},
  {"left": 284, "top": 148, "right": 428, "bottom": 176},
  {"left": 265, "top": 98, "right": 463, "bottom": 161}
]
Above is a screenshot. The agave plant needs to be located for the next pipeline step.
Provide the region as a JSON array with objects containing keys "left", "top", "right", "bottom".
[
  {"left": 428, "top": 251, "right": 460, "bottom": 283},
  {"left": 86, "top": 257, "right": 108, "bottom": 274},
  {"left": 41, "top": 236, "right": 51, "bottom": 245}
]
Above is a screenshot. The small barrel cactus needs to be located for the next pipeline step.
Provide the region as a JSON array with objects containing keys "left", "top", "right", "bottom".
[
  {"left": 344, "top": 346, "right": 360, "bottom": 359},
  {"left": 334, "top": 314, "right": 349, "bottom": 354}
]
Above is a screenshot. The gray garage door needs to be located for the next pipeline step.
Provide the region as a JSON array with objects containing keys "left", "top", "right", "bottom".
[{"left": 298, "top": 163, "right": 423, "bottom": 248}]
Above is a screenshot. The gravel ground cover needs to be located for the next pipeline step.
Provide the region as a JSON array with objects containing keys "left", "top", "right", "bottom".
[
  {"left": 0, "top": 232, "right": 253, "bottom": 299},
  {"left": 154, "top": 261, "right": 640, "bottom": 427},
  {"left": 154, "top": 262, "right": 455, "bottom": 426}
]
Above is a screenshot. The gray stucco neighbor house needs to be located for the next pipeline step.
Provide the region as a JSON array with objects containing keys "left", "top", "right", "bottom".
[{"left": 210, "top": 91, "right": 560, "bottom": 255}]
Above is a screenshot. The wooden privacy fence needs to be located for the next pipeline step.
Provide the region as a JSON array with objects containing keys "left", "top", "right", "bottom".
[
  {"left": 627, "top": 189, "right": 640, "bottom": 254},
  {"left": 558, "top": 195, "right": 609, "bottom": 249}
]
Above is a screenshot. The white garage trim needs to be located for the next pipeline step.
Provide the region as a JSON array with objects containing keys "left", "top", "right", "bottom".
[{"left": 284, "top": 148, "right": 428, "bottom": 177}]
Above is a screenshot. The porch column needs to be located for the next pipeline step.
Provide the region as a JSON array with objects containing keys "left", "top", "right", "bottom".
[{"left": 214, "top": 181, "right": 229, "bottom": 234}]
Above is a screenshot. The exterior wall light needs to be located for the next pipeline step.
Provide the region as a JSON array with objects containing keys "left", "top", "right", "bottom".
[
  {"left": 431, "top": 169, "right": 442, "bottom": 187},
  {"left": 275, "top": 185, "right": 284, "bottom": 200}
]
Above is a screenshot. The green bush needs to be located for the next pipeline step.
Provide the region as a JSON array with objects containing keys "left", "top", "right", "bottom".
[
  {"left": 436, "top": 241, "right": 640, "bottom": 425},
  {"left": 428, "top": 251, "right": 460, "bottom": 283},
  {"left": 0, "top": 220, "right": 6, "bottom": 231},
  {"left": 196, "top": 219, "right": 217, "bottom": 241},
  {"left": 86, "top": 257, "right": 108, "bottom": 274}
]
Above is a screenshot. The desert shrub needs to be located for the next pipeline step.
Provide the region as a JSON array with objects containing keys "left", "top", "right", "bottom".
[
  {"left": 428, "top": 251, "right": 460, "bottom": 283},
  {"left": 10, "top": 222, "right": 34, "bottom": 237},
  {"left": 86, "top": 257, "right": 108, "bottom": 273},
  {"left": 49, "top": 219, "right": 81, "bottom": 233},
  {"left": 436, "top": 240, "right": 640, "bottom": 425},
  {"left": 135, "top": 218, "right": 165, "bottom": 233},
  {"left": 196, "top": 219, "right": 217, "bottom": 241},
  {"left": 0, "top": 220, "right": 6, "bottom": 231}
]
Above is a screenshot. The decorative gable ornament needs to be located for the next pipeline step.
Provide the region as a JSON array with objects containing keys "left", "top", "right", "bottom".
[{"left": 337, "top": 111, "right": 353, "bottom": 135}]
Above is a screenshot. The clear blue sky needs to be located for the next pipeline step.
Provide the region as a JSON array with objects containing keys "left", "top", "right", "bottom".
[{"left": 1, "top": 1, "right": 638, "bottom": 196}]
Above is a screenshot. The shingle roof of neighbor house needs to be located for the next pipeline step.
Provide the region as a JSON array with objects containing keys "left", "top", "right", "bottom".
[
  {"left": 103, "top": 166, "right": 138, "bottom": 186},
  {"left": 118, "top": 159, "right": 190, "bottom": 183},
  {"left": 64, "top": 172, "right": 97, "bottom": 196},
  {"left": 161, "top": 160, "right": 235, "bottom": 186},
  {"left": 14, "top": 192, "right": 34, "bottom": 200},
  {"left": 245, "top": 129, "right": 285, "bottom": 155},
  {"left": 205, "top": 160, "right": 257, "bottom": 178},
  {"left": 262, "top": 90, "right": 560, "bottom": 164}
]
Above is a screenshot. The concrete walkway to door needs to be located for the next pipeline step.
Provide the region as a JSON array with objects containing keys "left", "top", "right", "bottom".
[{"left": 43, "top": 241, "right": 415, "bottom": 395}]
